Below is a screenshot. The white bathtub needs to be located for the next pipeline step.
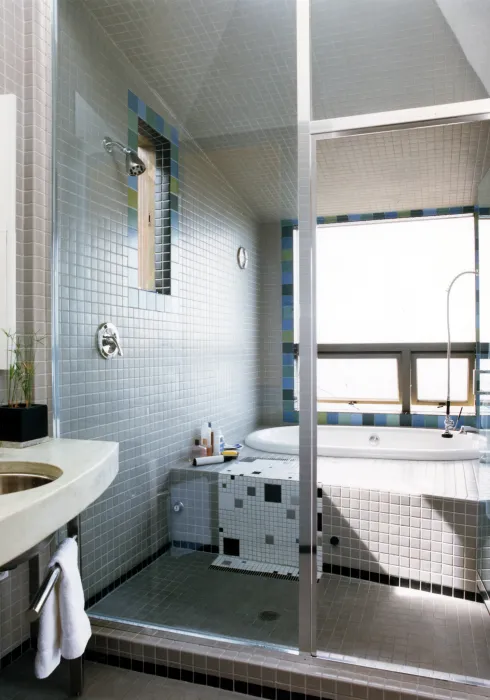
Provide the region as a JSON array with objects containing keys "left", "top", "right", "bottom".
[{"left": 245, "top": 425, "right": 482, "bottom": 461}]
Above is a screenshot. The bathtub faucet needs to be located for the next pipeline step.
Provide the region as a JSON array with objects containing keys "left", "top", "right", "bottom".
[{"left": 443, "top": 270, "right": 476, "bottom": 439}]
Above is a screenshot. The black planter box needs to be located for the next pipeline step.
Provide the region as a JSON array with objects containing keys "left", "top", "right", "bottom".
[{"left": 0, "top": 404, "right": 48, "bottom": 443}]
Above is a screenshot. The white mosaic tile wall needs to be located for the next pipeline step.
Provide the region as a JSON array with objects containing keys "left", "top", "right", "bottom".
[
  {"left": 56, "top": 0, "right": 260, "bottom": 602},
  {"left": 0, "top": 0, "right": 52, "bottom": 660},
  {"left": 322, "top": 485, "right": 479, "bottom": 594}
]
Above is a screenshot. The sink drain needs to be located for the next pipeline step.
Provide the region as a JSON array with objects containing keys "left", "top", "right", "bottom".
[{"left": 259, "top": 610, "right": 280, "bottom": 622}]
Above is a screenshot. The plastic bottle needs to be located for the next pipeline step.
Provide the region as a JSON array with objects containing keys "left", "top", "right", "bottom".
[{"left": 190, "top": 438, "right": 205, "bottom": 462}]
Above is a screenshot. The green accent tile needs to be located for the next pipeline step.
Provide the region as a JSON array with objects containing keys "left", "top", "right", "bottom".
[
  {"left": 170, "top": 177, "right": 179, "bottom": 195},
  {"left": 282, "top": 260, "right": 293, "bottom": 274},
  {"left": 146, "top": 106, "right": 157, "bottom": 129},
  {"left": 339, "top": 413, "right": 351, "bottom": 426},
  {"left": 170, "top": 193, "right": 179, "bottom": 211},
  {"left": 283, "top": 400, "right": 295, "bottom": 412},
  {"left": 283, "top": 365, "right": 294, "bottom": 378},
  {"left": 128, "top": 109, "right": 138, "bottom": 132},
  {"left": 164, "top": 122, "right": 172, "bottom": 141},
  {"left": 282, "top": 342, "right": 294, "bottom": 354},
  {"left": 128, "top": 207, "right": 138, "bottom": 230},
  {"left": 282, "top": 306, "right": 293, "bottom": 320},
  {"left": 127, "top": 189, "right": 138, "bottom": 209},
  {"left": 128, "top": 129, "right": 138, "bottom": 150},
  {"left": 397, "top": 210, "right": 411, "bottom": 218},
  {"left": 424, "top": 415, "right": 438, "bottom": 428},
  {"left": 386, "top": 414, "right": 400, "bottom": 427},
  {"left": 323, "top": 216, "right": 337, "bottom": 224},
  {"left": 436, "top": 207, "right": 450, "bottom": 215},
  {"left": 282, "top": 284, "right": 293, "bottom": 296},
  {"left": 282, "top": 249, "right": 293, "bottom": 262},
  {"left": 318, "top": 413, "right": 327, "bottom": 425},
  {"left": 282, "top": 331, "right": 294, "bottom": 343},
  {"left": 171, "top": 143, "right": 179, "bottom": 160}
]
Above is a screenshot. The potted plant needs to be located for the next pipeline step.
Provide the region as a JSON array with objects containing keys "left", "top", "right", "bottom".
[{"left": 0, "top": 330, "right": 48, "bottom": 443}]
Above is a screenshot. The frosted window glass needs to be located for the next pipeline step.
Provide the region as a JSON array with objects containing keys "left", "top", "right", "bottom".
[
  {"left": 416, "top": 358, "right": 468, "bottom": 402},
  {"left": 479, "top": 218, "right": 490, "bottom": 342},
  {"left": 316, "top": 216, "right": 475, "bottom": 343},
  {"left": 317, "top": 358, "right": 399, "bottom": 402}
]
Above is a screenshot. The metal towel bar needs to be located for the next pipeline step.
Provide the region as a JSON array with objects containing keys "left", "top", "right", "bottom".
[
  {"left": 26, "top": 534, "right": 77, "bottom": 623},
  {"left": 27, "top": 518, "right": 84, "bottom": 696}
]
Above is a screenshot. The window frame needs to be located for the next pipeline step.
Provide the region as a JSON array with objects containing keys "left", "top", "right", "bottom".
[
  {"left": 291, "top": 214, "right": 480, "bottom": 414},
  {"left": 295, "top": 342, "right": 482, "bottom": 412}
]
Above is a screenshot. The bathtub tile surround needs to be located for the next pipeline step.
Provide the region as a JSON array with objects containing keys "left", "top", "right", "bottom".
[
  {"left": 281, "top": 208, "right": 479, "bottom": 427},
  {"left": 57, "top": 0, "right": 259, "bottom": 604},
  {"left": 322, "top": 485, "right": 479, "bottom": 599},
  {"left": 127, "top": 91, "right": 179, "bottom": 302}
]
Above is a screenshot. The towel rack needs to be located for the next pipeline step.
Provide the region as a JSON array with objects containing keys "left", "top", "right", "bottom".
[
  {"left": 26, "top": 534, "right": 77, "bottom": 623},
  {"left": 27, "top": 517, "right": 84, "bottom": 697}
]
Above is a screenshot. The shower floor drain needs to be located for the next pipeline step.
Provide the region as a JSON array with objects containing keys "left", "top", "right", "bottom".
[{"left": 259, "top": 610, "right": 280, "bottom": 622}]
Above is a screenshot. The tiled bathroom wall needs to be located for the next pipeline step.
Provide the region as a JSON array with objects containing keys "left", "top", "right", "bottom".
[
  {"left": 0, "top": 0, "right": 52, "bottom": 661},
  {"left": 56, "top": 0, "right": 260, "bottom": 601},
  {"left": 259, "top": 223, "right": 284, "bottom": 426}
]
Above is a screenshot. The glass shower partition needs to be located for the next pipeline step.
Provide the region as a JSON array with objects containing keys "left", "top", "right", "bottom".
[
  {"left": 477, "top": 167, "right": 490, "bottom": 605},
  {"left": 53, "top": 0, "right": 301, "bottom": 651}
]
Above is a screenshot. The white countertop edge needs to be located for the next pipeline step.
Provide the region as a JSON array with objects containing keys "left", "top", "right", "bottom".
[{"left": 0, "top": 438, "right": 119, "bottom": 569}]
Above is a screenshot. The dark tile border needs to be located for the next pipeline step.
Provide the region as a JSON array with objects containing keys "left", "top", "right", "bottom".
[
  {"left": 172, "top": 540, "right": 219, "bottom": 553},
  {"left": 85, "top": 650, "right": 333, "bottom": 700},
  {"left": 86, "top": 542, "right": 171, "bottom": 610},
  {"left": 0, "top": 639, "right": 31, "bottom": 671},
  {"left": 322, "top": 563, "right": 482, "bottom": 602},
  {"left": 209, "top": 563, "right": 300, "bottom": 581}
]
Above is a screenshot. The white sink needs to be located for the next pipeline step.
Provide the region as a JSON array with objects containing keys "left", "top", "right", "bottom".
[{"left": 0, "top": 438, "right": 119, "bottom": 569}]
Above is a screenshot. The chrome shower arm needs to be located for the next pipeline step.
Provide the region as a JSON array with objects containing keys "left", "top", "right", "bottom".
[{"left": 102, "top": 137, "right": 131, "bottom": 155}]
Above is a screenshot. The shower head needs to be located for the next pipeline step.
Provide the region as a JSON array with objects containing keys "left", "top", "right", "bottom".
[
  {"left": 102, "top": 136, "right": 146, "bottom": 176},
  {"left": 125, "top": 149, "right": 146, "bottom": 177}
]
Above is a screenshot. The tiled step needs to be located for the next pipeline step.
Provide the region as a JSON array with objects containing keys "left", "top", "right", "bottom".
[{"left": 87, "top": 619, "right": 490, "bottom": 700}]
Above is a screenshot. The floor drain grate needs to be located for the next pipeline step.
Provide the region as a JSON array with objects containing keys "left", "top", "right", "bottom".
[{"left": 259, "top": 610, "right": 280, "bottom": 622}]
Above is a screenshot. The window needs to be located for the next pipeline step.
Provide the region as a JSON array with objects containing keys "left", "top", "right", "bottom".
[
  {"left": 137, "top": 119, "right": 171, "bottom": 295},
  {"left": 293, "top": 215, "right": 478, "bottom": 413}
]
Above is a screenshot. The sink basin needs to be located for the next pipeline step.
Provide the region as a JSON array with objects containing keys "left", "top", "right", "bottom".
[
  {"left": 0, "top": 461, "right": 63, "bottom": 494},
  {"left": 0, "top": 439, "right": 119, "bottom": 570}
]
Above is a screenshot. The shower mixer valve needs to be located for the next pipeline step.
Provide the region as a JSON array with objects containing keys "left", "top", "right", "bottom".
[{"left": 97, "top": 322, "right": 123, "bottom": 359}]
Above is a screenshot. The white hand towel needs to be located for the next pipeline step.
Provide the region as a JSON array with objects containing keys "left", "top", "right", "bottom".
[{"left": 34, "top": 538, "right": 91, "bottom": 679}]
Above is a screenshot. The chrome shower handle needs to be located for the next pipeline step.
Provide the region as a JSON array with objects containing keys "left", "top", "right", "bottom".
[
  {"left": 106, "top": 330, "right": 123, "bottom": 357},
  {"left": 97, "top": 322, "right": 123, "bottom": 359}
]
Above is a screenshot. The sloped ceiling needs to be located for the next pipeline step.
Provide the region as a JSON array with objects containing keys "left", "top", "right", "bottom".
[{"left": 82, "top": 0, "right": 490, "bottom": 222}]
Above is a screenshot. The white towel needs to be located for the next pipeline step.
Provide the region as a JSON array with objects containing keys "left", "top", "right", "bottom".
[{"left": 34, "top": 538, "right": 91, "bottom": 679}]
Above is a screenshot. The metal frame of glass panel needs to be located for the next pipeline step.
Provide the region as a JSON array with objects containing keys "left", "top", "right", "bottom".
[{"left": 296, "top": 0, "right": 490, "bottom": 656}]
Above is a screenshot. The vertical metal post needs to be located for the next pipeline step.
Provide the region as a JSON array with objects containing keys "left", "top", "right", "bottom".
[
  {"left": 28, "top": 554, "right": 41, "bottom": 648},
  {"left": 475, "top": 213, "right": 481, "bottom": 426},
  {"left": 67, "top": 516, "right": 84, "bottom": 697},
  {"left": 51, "top": 0, "right": 60, "bottom": 439},
  {"left": 297, "top": 0, "right": 317, "bottom": 655}
]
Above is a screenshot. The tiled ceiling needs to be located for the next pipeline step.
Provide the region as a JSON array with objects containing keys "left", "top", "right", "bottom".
[
  {"left": 82, "top": 0, "right": 490, "bottom": 222},
  {"left": 316, "top": 122, "right": 490, "bottom": 215}
]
